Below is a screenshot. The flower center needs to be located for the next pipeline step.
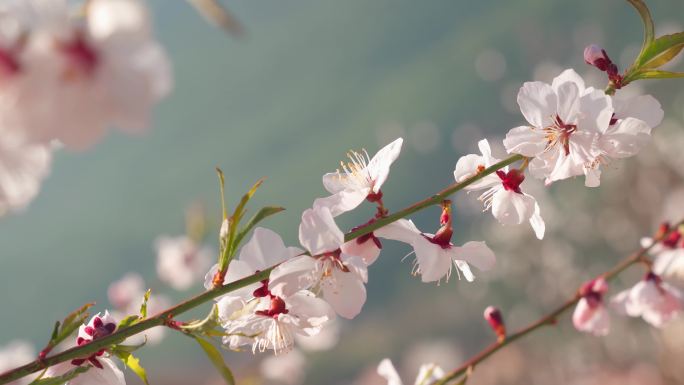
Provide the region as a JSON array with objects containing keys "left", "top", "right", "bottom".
[
  {"left": 255, "top": 296, "right": 289, "bottom": 318},
  {"left": 427, "top": 200, "right": 453, "bottom": 249},
  {"left": 544, "top": 115, "right": 577, "bottom": 156},
  {"left": 57, "top": 31, "right": 99, "bottom": 79},
  {"left": 496, "top": 169, "right": 524, "bottom": 194},
  {"left": 336, "top": 148, "right": 373, "bottom": 189}
]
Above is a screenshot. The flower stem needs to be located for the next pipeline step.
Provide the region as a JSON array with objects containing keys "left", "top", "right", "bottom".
[
  {"left": 433, "top": 220, "right": 684, "bottom": 385},
  {"left": 0, "top": 153, "right": 525, "bottom": 385}
]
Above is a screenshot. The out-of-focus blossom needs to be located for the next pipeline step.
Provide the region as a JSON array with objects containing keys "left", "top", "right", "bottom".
[
  {"left": 454, "top": 139, "right": 544, "bottom": 239},
  {"left": 503, "top": 69, "right": 612, "bottom": 186},
  {"left": 643, "top": 224, "right": 684, "bottom": 287},
  {"left": 377, "top": 359, "right": 444, "bottom": 385},
  {"left": 374, "top": 203, "right": 495, "bottom": 283},
  {"left": 573, "top": 277, "right": 610, "bottom": 336},
  {"left": 222, "top": 291, "right": 334, "bottom": 355},
  {"left": 0, "top": 341, "right": 36, "bottom": 385},
  {"left": 269, "top": 206, "right": 368, "bottom": 319},
  {"left": 317, "top": 138, "right": 403, "bottom": 216},
  {"left": 612, "top": 273, "right": 684, "bottom": 327},
  {"left": 0, "top": 132, "right": 52, "bottom": 215},
  {"left": 107, "top": 272, "right": 145, "bottom": 310},
  {"left": 156, "top": 235, "right": 212, "bottom": 291},
  {"left": 295, "top": 318, "right": 340, "bottom": 352},
  {"left": 260, "top": 348, "right": 307, "bottom": 385},
  {"left": 14, "top": 0, "right": 172, "bottom": 150}
]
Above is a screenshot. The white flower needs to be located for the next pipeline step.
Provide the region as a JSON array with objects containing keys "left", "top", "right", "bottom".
[
  {"left": 583, "top": 93, "right": 662, "bottom": 187},
  {"left": 0, "top": 131, "right": 52, "bottom": 215},
  {"left": 294, "top": 318, "right": 340, "bottom": 352},
  {"left": 204, "top": 227, "right": 303, "bottom": 301},
  {"left": 572, "top": 277, "right": 610, "bottom": 336},
  {"left": 377, "top": 359, "right": 444, "bottom": 385},
  {"left": 0, "top": 341, "right": 37, "bottom": 385},
  {"left": 222, "top": 291, "right": 334, "bottom": 355},
  {"left": 645, "top": 226, "right": 684, "bottom": 288},
  {"left": 269, "top": 206, "right": 369, "bottom": 319},
  {"left": 260, "top": 349, "right": 307, "bottom": 385},
  {"left": 453, "top": 139, "right": 545, "bottom": 239},
  {"left": 16, "top": 0, "right": 171, "bottom": 150},
  {"left": 318, "top": 138, "right": 403, "bottom": 216},
  {"left": 375, "top": 216, "right": 495, "bottom": 283},
  {"left": 612, "top": 273, "right": 684, "bottom": 327},
  {"left": 107, "top": 272, "right": 145, "bottom": 310},
  {"left": 503, "top": 69, "right": 613, "bottom": 186},
  {"left": 45, "top": 357, "right": 125, "bottom": 385},
  {"left": 155, "top": 235, "right": 212, "bottom": 291},
  {"left": 76, "top": 312, "right": 117, "bottom": 347}
]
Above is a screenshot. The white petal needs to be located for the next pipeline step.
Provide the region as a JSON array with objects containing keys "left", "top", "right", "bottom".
[
  {"left": 286, "top": 292, "right": 335, "bottom": 331},
  {"left": 578, "top": 89, "right": 613, "bottom": 134},
  {"left": 491, "top": 189, "right": 535, "bottom": 226},
  {"left": 453, "top": 152, "right": 499, "bottom": 191},
  {"left": 322, "top": 268, "right": 367, "bottom": 319},
  {"left": 599, "top": 117, "right": 651, "bottom": 159},
  {"left": 413, "top": 238, "right": 452, "bottom": 283},
  {"left": 529, "top": 199, "right": 545, "bottom": 240},
  {"left": 452, "top": 241, "right": 496, "bottom": 272},
  {"left": 239, "top": 227, "right": 302, "bottom": 270},
  {"left": 71, "top": 358, "right": 125, "bottom": 385},
  {"left": 517, "top": 81, "right": 557, "bottom": 128},
  {"left": 341, "top": 254, "right": 369, "bottom": 283},
  {"left": 341, "top": 237, "right": 381, "bottom": 266},
  {"left": 503, "top": 126, "right": 547, "bottom": 157},
  {"left": 313, "top": 189, "right": 368, "bottom": 217},
  {"left": 269, "top": 256, "right": 318, "bottom": 298},
  {"left": 614, "top": 94, "right": 664, "bottom": 128},
  {"left": 551, "top": 69, "right": 586, "bottom": 94},
  {"left": 554, "top": 80, "right": 580, "bottom": 124},
  {"left": 366, "top": 137, "right": 403, "bottom": 193},
  {"left": 298, "top": 206, "right": 344, "bottom": 255},
  {"left": 374, "top": 219, "right": 421, "bottom": 244},
  {"left": 377, "top": 359, "right": 404, "bottom": 385}
]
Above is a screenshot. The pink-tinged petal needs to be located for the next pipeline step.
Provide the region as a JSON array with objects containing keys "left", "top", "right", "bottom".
[
  {"left": 322, "top": 268, "right": 367, "bottom": 319},
  {"left": 599, "top": 117, "right": 651, "bottom": 159},
  {"left": 610, "top": 289, "right": 633, "bottom": 316},
  {"left": 573, "top": 298, "right": 595, "bottom": 328},
  {"left": 477, "top": 139, "right": 499, "bottom": 165},
  {"left": 453, "top": 154, "right": 484, "bottom": 183},
  {"left": 453, "top": 142, "right": 501, "bottom": 191},
  {"left": 366, "top": 137, "right": 403, "bottom": 193},
  {"left": 578, "top": 89, "right": 613, "bottom": 134},
  {"left": 341, "top": 254, "right": 369, "bottom": 283},
  {"left": 313, "top": 189, "right": 368, "bottom": 217},
  {"left": 298, "top": 207, "right": 344, "bottom": 255},
  {"left": 72, "top": 358, "right": 125, "bottom": 385},
  {"left": 503, "top": 126, "right": 547, "bottom": 157},
  {"left": 528, "top": 199, "right": 545, "bottom": 240},
  {"left": 377, "top": 359, "right": 404, "bottom": 385},
  {"left": 213, "top": 260, "right": 256, "bottom": 301},
  {"left": 286, "top": 292, "right": 335, "bottom": 331},
  {"left": 641, "top": 282, "right": 683, "bottom": 327},
  {"left": 554, "top": 80, "right": 580, "bottom": 124},
  {"left": 573, "top": 300, "right": 610, "bottom": 336},
  {"left": 653, "top": 249, "right": 684, "bottom": 286},
  {"left": 517, "top": 81, "right": 557, "bottom": 128},
  {"left": 453, "top": 241, "right": 496, "bottom": 271},
  {"left": 614, "top": 94, "right": 664, "bottom": 128},
  {"left": 341, "top": 237, "right": 381, "bottom": 266},
  {"left": 551, "top": 69, "right": 586, "bottom": 94},
  {"left": 491, "top": 189, "right": 535, "bottom": 226},
  {"left": 374, "top": 219, "right": 421, "bottom": 244},
  {"left": 239, "top": 227, "right": 303, "bottom": 270},
  {"left": 322, "top": 172, "right": 352, "bottom": 194},
  {"left": 269, "top": 256, "right": 319, "bottom": 298},
  {"left": 453, "top": 260, "right": 475, "bottom": 282},
  {"left": 216, "top": 296, "right": 246, "bottom": 323},
  {"left": 413, "top": 238, "right": 452, "bottom": 283}
]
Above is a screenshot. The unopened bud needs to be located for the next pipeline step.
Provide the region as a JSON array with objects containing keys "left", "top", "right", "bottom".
[
  {"left": 484, "top": 306, "right": 506, "bottom": 343},
  {"left": 584, "top": 44, "right": 619, "bottom": 76},
  {"left": 219, "top": 218, "right": 229, "bottom": 240}
]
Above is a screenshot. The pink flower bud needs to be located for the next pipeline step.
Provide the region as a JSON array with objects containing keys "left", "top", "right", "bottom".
[{"left": 484, "top": 306, "right": 506, "bottom": 342}]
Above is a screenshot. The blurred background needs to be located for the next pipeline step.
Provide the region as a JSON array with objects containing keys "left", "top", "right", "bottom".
[{"left": 2, "top": 0, "right": 684, "bottom": 384}]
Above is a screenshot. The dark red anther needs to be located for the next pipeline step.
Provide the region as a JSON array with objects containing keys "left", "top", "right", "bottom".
[
  {"left": 88, "top": 357, "right": 103, "bottom": 369},
  {"left": 84, "top": 326, "right": 94, "bottom": 336},
  {"left": 92, "top": 317, "right": 102, "bottom": 328},
  {"left": 496, "top": 169, "right": 525, "bottom": 194}
]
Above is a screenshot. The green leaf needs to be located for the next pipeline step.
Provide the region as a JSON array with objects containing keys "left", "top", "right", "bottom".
[
  {"left": 118, "top": 314, "right": 141, "bottom": 329},
  {"left": 626, "top": 0, "right": 654, "bottom": 50},
  {"left": 113, "top": 349, "right": 150, "bottom": 385},
  {"left": 632, "top": 69, "right": 684, "bottom": 79},
  {"left": 643, "top": 43, "right": 684, "bottom": 68},
  {"left": 140, "top": 289, "right": 152, "bottom": 319},
  {"left": 181, "top": 305, "right": 222, "bottom": 335},
  {"left": 233, "top": 206, "right": 286, "bottom": 249},
  {"left": 186, "top": 0, "right": 244, "bottom": 36},
  {"left": 193, "top": 336, "right": 235, "bottom": 385},
  {"left": 113, "top": 337, "right": 147, "bottom": 354},
  {"left": 42, "top": 303, "right": 94, "bottom": 356},
  {"left": 29, "top": 366, "right": 90, "bottom": 385},
  {"left": 638, "top": 32, "right": 684, "bottom": 67},
  {"left": 216, "top": 167, "right": 228, "bottom": 221}
]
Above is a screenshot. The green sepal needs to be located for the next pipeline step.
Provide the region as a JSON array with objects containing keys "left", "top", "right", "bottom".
[
  {"left": 181, "top": 304, "right": 224, "bottom": 336},
  {"left": 28, "top": 366, "right": 90, "bottom": 385},
  {"left": 112, "top": 348, "right": 150, "bottom": 385},
  {"left": 192, "top": 336, "right": 235, "bottom": 385}
]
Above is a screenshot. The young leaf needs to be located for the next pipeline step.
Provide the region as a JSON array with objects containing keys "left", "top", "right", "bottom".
[
  {"left": 638, "top": 32, "right": 684, "bottom": 67},
  {"left": 193, "top": 336, "right": 235, "bottom": 385},
  {"left": 632, "top": 69, "right": 684, "bottom": 79},
  {"left": 28, "top": 366, "right": 90, "bottom": 385},
  {"left": 216, "top": 167, "right": 228, "bottom": 221},
  {"left": 643, "top": 43, "right": 684, "bottom": 69},
  {"left": 117, "top": 314, "right": 141, "bottom": 329},
  {"left": 233, "top": 206, "right": 286, "bottom": 249},
  {"left": 186, "top": 0, "right": 244, "bottom": 36},
  {"left": 626, "top": 0, "right": 654, "bottom": 51},
  {"left": 41, "top": 303, "right": 94, "bottom": 358},
  {"left": 113, "top": 349, "right": 150, "bottom": 385},
  {"left": 140, "top": 289, "right": 152, "bottom": 319}
]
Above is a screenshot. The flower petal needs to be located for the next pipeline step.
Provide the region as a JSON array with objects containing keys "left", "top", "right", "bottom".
[
  {"left": 322, "top": 268, "right": 367, "bottom": 319},
  {"left": 503, "top": 126, "right": 548, "bottom": 157},
  {"left": 298, "top": 206, "right": 344, "bottom": 255},
  {"left": 453, "top": 241, "right": 496, "bottom": 271},
  {"left": 517, "top": 81, "right": 557, "bottom": 128},
  {"left": 366, "top": 137, "right": 403, "bottom": 193}
]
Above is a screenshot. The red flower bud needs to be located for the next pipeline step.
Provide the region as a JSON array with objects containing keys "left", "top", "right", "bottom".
[{"left": 484, "top": 306, "right": 506, "bottom": 343}]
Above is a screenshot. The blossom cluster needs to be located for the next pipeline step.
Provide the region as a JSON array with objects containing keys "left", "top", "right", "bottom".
[{"left": 0, "top": 0, "right": 170, "bottom": 214}]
